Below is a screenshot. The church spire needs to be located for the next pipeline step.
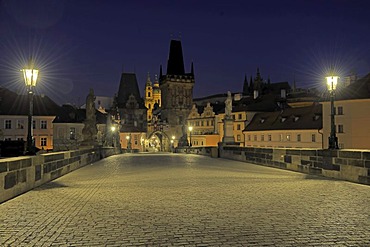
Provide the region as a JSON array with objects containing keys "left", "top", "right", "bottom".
[
  {"left": 243, "top": 74, "right": 248, "bottom": 95},
  {"left": 146, "top": 72, "right": 152, "bottom": 86}
]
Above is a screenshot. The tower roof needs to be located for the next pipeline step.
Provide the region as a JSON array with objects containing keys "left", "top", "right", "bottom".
[
  {"left": 117, "top": 73, "right": 142, "bottom": 107},
  {"left": 166, "top": 40, "right": 185, "bottom": 75}
]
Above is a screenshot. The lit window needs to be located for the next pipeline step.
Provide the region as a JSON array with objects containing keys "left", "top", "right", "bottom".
[
  {"left": 40, "top": 137, "right": 47, "bottom": 147},
  {"left": 287, "top": 135, "right": 291, "bottom": 141}
]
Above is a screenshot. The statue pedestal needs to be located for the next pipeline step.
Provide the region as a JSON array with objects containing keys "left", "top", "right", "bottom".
[{"left": 222, "top": 118, "right": 235, "bottom": 144}]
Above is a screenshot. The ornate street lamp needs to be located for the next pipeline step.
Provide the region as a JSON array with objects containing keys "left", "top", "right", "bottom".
[
  {"left": 22, "top": 59, "right": 39, "bottom": 154},
  {"left": 188, "top": 126, "right": 193, "bottom": 147},
  {"left": 326, "top": 74, "right": 339, "bottom": 149},
  {"left": 111, "top": 126, "right": 116, "bottom": 147}
]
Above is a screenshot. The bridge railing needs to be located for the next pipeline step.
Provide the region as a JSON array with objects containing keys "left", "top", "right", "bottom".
[{"left": 0, "top": 147, "right": 119, "bottom": 203}]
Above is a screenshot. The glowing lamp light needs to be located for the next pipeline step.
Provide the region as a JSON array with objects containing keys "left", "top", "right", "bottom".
[
  {"left": 326, "top": 75, "right": 339, "bottom": 91},
  {"left": 111, "top": 126, "right": 116, "bottom": 132},
  {"left": 188, "top": 126, "right": 193, "bottom": 132},
  {"left": 172, "top": 135, "right": 175, "bottom": 140},
  {"left": 22, "top": 68, "right": 39, "bottom": 87},
  {"left": 126, "top": 135, "right": 130, "bottom": 140}
]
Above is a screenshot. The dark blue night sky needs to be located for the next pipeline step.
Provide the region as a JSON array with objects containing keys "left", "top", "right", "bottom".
[{"left": 0, "top": 0, "right": 369, "bottom": 105}]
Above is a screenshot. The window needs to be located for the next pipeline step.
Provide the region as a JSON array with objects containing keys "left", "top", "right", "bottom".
[
  {"left": 237, "top": 124, "right": 241, "bottom": 130},
  {"left": 5, "top": 120, "right": 11, "bottom": 129},
  {"left": 279, "top": 134, "right": 283, "bottom": 141},
  {"left": 253, "top": 135, "right": 257, "bottom": 141},
  {"left": 297, "top": 134, "right": 301, "bottom": 142},
  {"left": 70, "top": 128, "right": 76, "bottom": 140},
  {"left": 338, "top": 106, "right": 343, "bottom": 115},
  {"left": 261, "top": 135, "right": 264, "bottom": 141},
  {"left": 286, "top": 135, "right": 291, "bottom": 141},
  {"left": 32, "top": 120, "right": 36, "bottom": 129},
  {"left": 17, "top": 120, "right": 24, "bottom": 129},
  {"left": 206, "top": 120, "right": 209, "bottom": 126},
  {"left": 338, "top": 124, "right": 344, "bottom": 133},
  {"left": 268, "top": 135, "right": 272, "bottom": 141},
  {"left": 248, "top": 135, "right": 251, "bottom": 141},
  {"left": 40, "top": 137, "right": 47, "bottom": 147},
  {"left": 148, "top": 92, "right": 151, "bottom": 97},
  {"left": 238, "top": 113, "right": 242, "bottom": 119},
  {"left": 237, "top": 135, "right": 241, "bottom": 141},
  {"left": 312, "top": 134, "right": 316, "bottom": 142}
]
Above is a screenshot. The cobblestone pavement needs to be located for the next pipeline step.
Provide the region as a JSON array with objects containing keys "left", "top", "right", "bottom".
[{"left": 1, "top": 153, "right": 370, "bottom": 246}]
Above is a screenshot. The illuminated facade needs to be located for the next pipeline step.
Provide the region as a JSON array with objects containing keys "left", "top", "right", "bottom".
[
  {"left": 322, "top": 73, "right": 370, "bottom": 149},
  {"left": 0, "top": 88, "right": 60, "bottom": 151},
  {"left": 243, "top": 104, "right": 323, "bottom": 149},
  {"left": 144, "top": 73, "right": 161, "bottom": 132}
]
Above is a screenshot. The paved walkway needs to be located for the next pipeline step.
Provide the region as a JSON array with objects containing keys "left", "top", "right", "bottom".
[{"left": 1, "top": 153, "right": 370, "bottom": 246}]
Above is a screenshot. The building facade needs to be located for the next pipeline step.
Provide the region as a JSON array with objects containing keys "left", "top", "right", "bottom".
[{"left": 0, "top": 88, "right": 61, "bottom": 151}]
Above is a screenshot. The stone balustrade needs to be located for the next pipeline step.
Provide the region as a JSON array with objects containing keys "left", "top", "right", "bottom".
[{"left": 0, "top": 147, "right": 118, "bottom": 203}]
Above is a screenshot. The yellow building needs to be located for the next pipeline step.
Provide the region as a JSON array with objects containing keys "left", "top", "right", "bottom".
[
  {"left": 243, "top": 104, "right": 323, "bottom": 148},
  {"left": 187, "top": 103, "right": 219, "bottom": 147},
  {"left": 322, "top": 73, "right": 370, "bottom": 149},
  {"left": 144, "top": 73, "right": 161, "bottom": 131}
]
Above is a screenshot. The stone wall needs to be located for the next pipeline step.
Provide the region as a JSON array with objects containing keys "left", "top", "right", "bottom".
[
  {"left": 219, "top": 146, "right": 370, "bottom": 185},
  {"left": 175, "top": 146, "right": 219, "bottom": 158},
  {"left": 0, "top": 147, "right": 119, "bottom": 203}
]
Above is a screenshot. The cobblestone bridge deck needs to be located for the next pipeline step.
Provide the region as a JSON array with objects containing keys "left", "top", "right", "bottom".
[{"left": 1, "top": 153, "right": 369, "bottom": 246}]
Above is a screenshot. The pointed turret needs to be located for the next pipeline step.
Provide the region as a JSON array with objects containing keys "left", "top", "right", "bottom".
[
  {"left": 249, "top": 76, "right": 254, "bottom": 93},
  {"left": 243, "top": 74, "right": 248, "bottom": 95},
  {"left": 153, "top": 74, "right": 159, "bottom": 88},
  {"left": 146, "top": 72, "right": 152, "bottom": 86},
  {"left": 167, "top": 40, "right": 185, "bottom": 75}
]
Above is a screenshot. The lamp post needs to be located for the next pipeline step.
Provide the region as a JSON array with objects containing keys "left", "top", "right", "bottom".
[
  {"left": 171, "top": 135, "right": 175, "bottom": 152},
  {"left": 22, "top": 59, "right": 39, "bottom": 154},
  {"left": 326, "top": 74, "right": 339, "bottom": 149},
  {"left": 188, "top": 126, "right": 193, "bottom": 147},
  {"left": 126, "top": 134, "right": 131, "bottom": 152},
  {"left": 111, "top": 126, "right": 116, "bottom": 147}
]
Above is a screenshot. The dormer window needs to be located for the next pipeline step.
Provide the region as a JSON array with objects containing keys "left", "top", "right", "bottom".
[
  {"left": 314, "top": 115, "right": 320, "bottom": 121},
  {"left": 281, "top": 117, "right": 287, "bottom": 123},
  {"left": 293, "top": 116, "right": 300, "bottom": 122},
  {"left": 260, "top": 118, "right": 265, "bottom": 123}
]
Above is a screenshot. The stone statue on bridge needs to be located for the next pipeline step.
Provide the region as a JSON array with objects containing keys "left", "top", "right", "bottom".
[{"left": 82, "top": 88, "right": 98, "bottom": 146}]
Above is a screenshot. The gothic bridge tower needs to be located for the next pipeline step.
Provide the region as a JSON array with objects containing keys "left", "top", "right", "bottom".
[{"left": 159, "top": 39, "right": 195, "bottom": 146}]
